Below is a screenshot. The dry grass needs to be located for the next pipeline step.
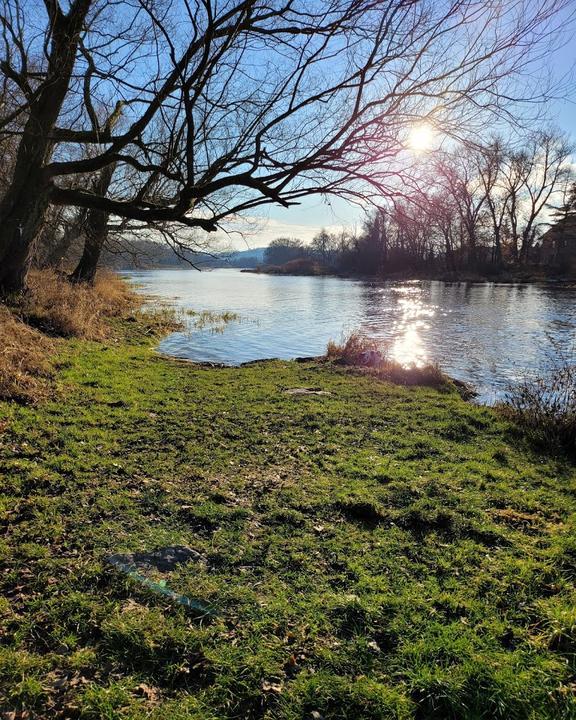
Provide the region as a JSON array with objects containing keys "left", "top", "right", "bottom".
[
  {"left": 325, "top": 331, "right": 447, "bottom": 388},
  {"left": 0, "top": 269, "right": 174, "bottom": 403},
  {"left": 503, "top": 363, "right": 576, "bottom": 454},
  {"left": 326, "top": 331, "right": 382, "bottom": 365},
  {"left": 0, "top": 305, "right": 54, "bottom": 403},
  {"left": 21, "top": 269, "right": 139, "bottom": 339}
]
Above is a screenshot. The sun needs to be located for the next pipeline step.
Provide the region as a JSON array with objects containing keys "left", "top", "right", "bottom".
[{"left": 407, "top": 123, "right": 436, "bottom": 152}]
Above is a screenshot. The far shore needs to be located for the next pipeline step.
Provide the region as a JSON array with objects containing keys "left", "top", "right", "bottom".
[{"left": 241, "top": 263, "right": 576, "bottom": 284}]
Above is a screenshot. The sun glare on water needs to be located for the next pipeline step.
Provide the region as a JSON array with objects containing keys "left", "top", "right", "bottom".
[{"left": 407, "top": 123, "right": 436, "bottom": 152}]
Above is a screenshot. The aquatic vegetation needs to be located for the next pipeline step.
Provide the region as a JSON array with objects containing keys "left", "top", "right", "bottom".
[{"left": 185, "top": 309, "right": 240, "bottom": 334}]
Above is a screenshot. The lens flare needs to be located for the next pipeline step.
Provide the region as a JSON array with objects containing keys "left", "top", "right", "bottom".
[{"left": 407, "top": 123, "right": 435, "bottom": 152}]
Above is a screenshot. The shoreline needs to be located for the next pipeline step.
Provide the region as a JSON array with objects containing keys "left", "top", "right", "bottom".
[
  {"left": 242, "top": 265, "right": 576, "bottom": 285},
  {"left": 158, "top": 350, "right": 479, "bottom": 401}
]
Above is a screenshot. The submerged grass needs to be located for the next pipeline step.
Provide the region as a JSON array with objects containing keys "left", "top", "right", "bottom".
[
  {"left": 185, "top": 309, "right": 240, "bottom": 333},
  {"left": 0, "top": 311, "right": 575, "bottom": 718}
]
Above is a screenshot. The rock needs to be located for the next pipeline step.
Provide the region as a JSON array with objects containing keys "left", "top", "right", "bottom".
[
  {"left": 283, "top": 388, "right": 331, "bottom": 396},
  {"left": 105, "top": 545, "right": 206, "bottom": 574},
  {"left": 358, "top": 349, "right": 384, "bottom": 367}
]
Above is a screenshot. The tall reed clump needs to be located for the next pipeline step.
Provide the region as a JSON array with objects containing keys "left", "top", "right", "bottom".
[
  {"left": 0, "top": 305, "right": 54, "bottom": 402},
  {"left": 325, "top": 331, "right": 447, "bottom": 388},
  {"left": 503, "top": 363, "right": 576, "bottom": 454},
  {"left": 21, "top": 269, "right": 138, "bottom": 339}
]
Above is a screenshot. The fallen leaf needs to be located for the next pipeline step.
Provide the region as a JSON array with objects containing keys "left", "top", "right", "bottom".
[
  {"left": 136, "top": 683, "right": 161, "bottom": 703},
  {"left": 261, "top": 680, "right": 284, "bottom": 693}
]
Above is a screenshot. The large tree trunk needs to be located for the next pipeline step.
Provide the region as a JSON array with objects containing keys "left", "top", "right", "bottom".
[
  {"left": 70, "top": 163, "right": 116, "bottom": 284},
  {"left": 69, "top": 224, "right": 105, "bottom": 285},
  {"left": 0, "top": 178, "right": 52, "bottom": 293},
  {"left": 0, "top": 0, "right": 91, "bottom": 295}
]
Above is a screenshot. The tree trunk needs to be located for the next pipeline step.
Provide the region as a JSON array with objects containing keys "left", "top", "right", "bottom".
[
  {"left": 493, "top": 230, "right": 502, "bottom": 268},
  {"left": 43, "top": 209, "right": 89, "bottom": 268},
  {"left": 519, "top": 226, "right": 537, "bottom": 265},
  {"left": 70, "top": 164, "right": 116, "bottom": 284},
  {"left": 69, "top": 225, "right": 105, "bottom": 285},
  {"left": 0, "top": 0, "right": 92, "bottom": 295},
  {"left": 0, "top": 182, "right": 52, "bottom": 293}
]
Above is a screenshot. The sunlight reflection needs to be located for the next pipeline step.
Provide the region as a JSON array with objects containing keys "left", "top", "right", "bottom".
[
  {"left": 388, "top": 292, "right": 436, "bottom": 367},
  {"left": 390, "top": 322, "right": 429, "bottom": 367}
]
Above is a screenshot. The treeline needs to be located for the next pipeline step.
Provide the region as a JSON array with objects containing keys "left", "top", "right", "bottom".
[
  {"left": 265, "top": 131, "right": 576, "bottom": 278},
  {"left": 25, "top": 129, "right": 576, "bottom": 280}
]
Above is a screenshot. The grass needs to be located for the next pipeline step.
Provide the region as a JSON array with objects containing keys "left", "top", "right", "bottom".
[
  {"left": 20, "top": 269, "right": 139, "bottom": 339},
  {"left": 185, "top": 310, "right": 240, "bottom": 333},
  {"left": 0, "top": 301, "right": 575, "bottom": 718},
  {"left": 0, "top": 306, "right": 54, "bottom": 402}
]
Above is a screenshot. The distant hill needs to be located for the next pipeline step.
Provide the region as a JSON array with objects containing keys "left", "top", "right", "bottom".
[
  {"left": 102, "top": 240, "right": 267, "bottom": 270},
  {"left": 220, "top": 247, "right": 267, "bottom": 267}
]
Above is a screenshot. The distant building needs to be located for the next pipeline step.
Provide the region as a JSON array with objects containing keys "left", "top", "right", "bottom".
[{"left": 539, "top": 215, "right": 576, "bottom": 270}]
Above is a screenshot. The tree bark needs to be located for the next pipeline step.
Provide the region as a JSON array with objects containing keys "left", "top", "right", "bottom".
[
  {"left": 70, "top": 163, "right": 116, "bottom": 284},
  {"left": 69, "top": 223, "right": 105, "bottom": 285},
  {"left": 0, "top": 0, "right": 91, "bottom": 295}
]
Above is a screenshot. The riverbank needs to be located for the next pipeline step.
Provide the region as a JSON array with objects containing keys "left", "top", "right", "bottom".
[
  {"left": 1, "top": 287, "right": 575, "bottom": 719},
  {"left": 245, "top": 262, "right": 576, "bottom": 284}
]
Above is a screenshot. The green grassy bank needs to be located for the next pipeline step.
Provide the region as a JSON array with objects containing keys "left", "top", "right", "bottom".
[{"left": 1, "top": 318, "right": 575, "bottom": 719}]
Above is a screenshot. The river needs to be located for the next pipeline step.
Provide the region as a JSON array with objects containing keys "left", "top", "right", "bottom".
[{"left": 127, "top": 268, "right": 576, "bottom": 403}]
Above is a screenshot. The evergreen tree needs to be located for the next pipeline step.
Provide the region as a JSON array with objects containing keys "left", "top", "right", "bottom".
[{"left": 550, "top": 182, "right": 576, "bottom": 222}]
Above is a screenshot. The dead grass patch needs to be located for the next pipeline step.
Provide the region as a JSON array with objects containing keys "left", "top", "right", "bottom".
[
  {"left": 326, "top": 332, "right": 381, "bottom": 366},
  {"left": 490, "top": 508, "right": 544, "bottom": 532},
  {"left": 20, "top": 269, "right": 139, "bottom": 339},
  {"left": 325, "top": 331, "right": 447, "bottom": 388},
  {"left": 0, "top": 305, "right": 54, "bottom": 402},
  {"left": 0, "top": 269, "right": 178, "bottom": 402}
]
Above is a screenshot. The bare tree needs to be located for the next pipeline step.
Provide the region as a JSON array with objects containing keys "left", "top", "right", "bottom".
[
  {"left": 437, "top": 148, "right": 495, "bottom": 265},
  {"left": 426, "top": 190, "right": 459, "bottom": 271},
  {"left": 472, "top": 132, "right": 573, "bottom": 265},
  {"left": 0, "top": 0, "right": 570, "bottom": 293},
  {"left": 512, "top": 131, "right": 573, "bottom": 263},
  {"left": 476, "top": 139, "right": 508, "bottom": 266}
]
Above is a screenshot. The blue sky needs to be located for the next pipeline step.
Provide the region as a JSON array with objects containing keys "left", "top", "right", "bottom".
[{"left": 228, "top": 27, "right": 576, "bottom": 251}]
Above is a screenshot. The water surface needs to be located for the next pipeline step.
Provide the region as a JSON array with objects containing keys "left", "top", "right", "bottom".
[{"left": 127, "top": 268, "right": 576, "bottom": 403}]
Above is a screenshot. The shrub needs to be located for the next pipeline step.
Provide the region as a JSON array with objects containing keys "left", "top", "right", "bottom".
[
  {"left": 279, "top": 258, "right": 325, "bottom": 275},
  {"left": 503, "top": 363, "right": 576, "bottom": 453},
  {"left": 325, "top": 331, "right": 447, "bottom": 388},
  {"left": 326, "top": 331, "right": 382, "bottom": 365}
]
